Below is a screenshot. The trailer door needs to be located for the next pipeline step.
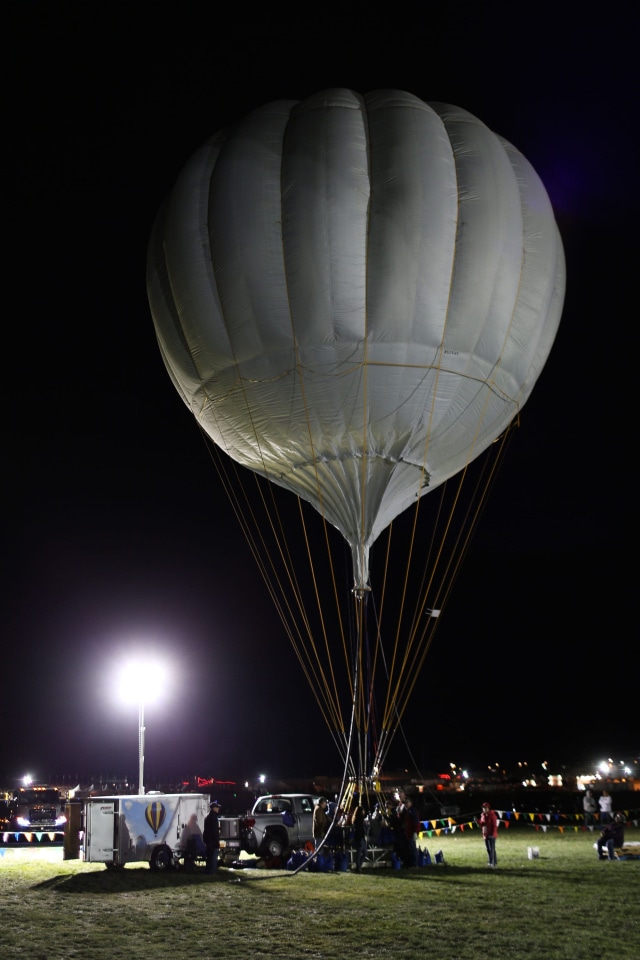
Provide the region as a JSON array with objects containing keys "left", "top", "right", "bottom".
[{"left": 85, "top": 801, "right": 117, "bottom": 862}]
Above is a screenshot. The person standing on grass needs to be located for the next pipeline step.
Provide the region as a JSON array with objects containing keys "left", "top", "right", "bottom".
[
  {"left": 398, "top": 797, "right": 420, "bottom": 866},
  {"left": 313, "top": 796, "right": 330, "bottom": 849},
  {"left": 598, "top": 790, "right": 612, "bottom": 824},
  {"left": 352, "top": 805, "right": 368, "bottom": 873},
  {"left": 479, "top": 802, "right": 498, "bottom": 868},
  {"left": 583, "top": 789, "right": 597, "bottom": 827},
  {"left": 203, "top": 800, "right": 221, "bottom": 874}
]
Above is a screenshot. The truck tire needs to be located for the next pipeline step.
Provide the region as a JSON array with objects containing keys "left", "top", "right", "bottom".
[
  {"left": 262, "top": 832, "right": 287, "bottom": 860},
  {"left": 150, "top": 844, "right": 173, "bottom": 871}
]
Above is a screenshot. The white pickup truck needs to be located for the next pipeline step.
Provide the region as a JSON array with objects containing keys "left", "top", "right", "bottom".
[{"left": 221, "top": 793, "right": 319, "bottom": 861}]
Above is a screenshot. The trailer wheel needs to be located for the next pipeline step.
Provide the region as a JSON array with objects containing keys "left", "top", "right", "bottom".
[{"left": 150, "top": 845, "right": 173, "bottom": 871}]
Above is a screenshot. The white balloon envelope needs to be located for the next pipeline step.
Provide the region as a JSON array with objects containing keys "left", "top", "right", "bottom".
[{"left": 148, "top": 89, "right": 564, "bottom": 590}]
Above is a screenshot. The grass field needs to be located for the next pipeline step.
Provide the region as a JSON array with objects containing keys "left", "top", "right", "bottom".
[{"left": 1, "top": 827, "right": 639, "bottom": 960}]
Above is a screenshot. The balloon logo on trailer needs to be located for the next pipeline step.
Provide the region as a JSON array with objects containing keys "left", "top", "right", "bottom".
[{"left": 145, "top": 802, "right": 166, "bottom": 836}]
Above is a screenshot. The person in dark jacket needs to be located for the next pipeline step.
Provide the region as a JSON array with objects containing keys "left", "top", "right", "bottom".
[
  {"left": 203, "top": 800, "right": 221, "bottom": 873},
  {"left": 597, "top": 813, "right": 625, "bottom": 860},
  {"left": 398, "top": 797, "right": 420, "bottom": 866},
  {"left": 352, "top": 805, "right": 367, "bottom": 873},
  {"left": 312, "top": 797, "right": 330, "bottom": 848}
]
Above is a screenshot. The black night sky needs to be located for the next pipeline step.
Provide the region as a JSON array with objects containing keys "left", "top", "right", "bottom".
[{"left": 3, "top": 3, "right": 636, "bottom": 788}]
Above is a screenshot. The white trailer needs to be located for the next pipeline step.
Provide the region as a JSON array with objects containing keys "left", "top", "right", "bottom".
[{"left": 81, "top": 793, "right": 210, "bottom": 870}]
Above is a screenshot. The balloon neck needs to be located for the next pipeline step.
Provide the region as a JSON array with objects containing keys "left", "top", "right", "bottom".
[
  {"left": 351, "top": 545, "right": 371, "bottom": 595},
  {"left": 352, "top": 584, "right": 371, "bottom": 599}
]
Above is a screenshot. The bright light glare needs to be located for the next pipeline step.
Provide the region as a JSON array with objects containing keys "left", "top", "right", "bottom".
[{"left": 118, "top": 659, "right": 168, "bottom": 705}]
